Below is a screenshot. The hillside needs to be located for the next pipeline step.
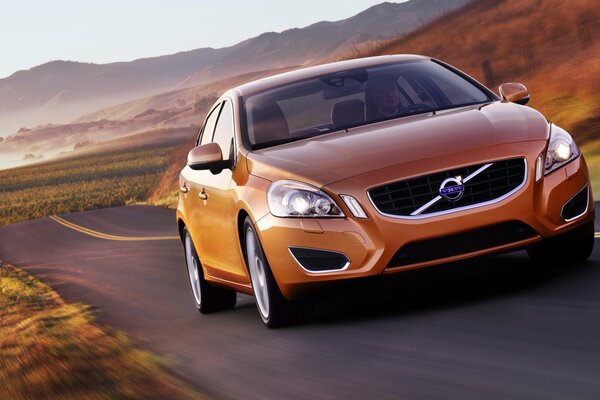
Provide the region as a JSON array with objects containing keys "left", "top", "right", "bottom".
[
  {"left": 0, "top": 67, "right": 302, "bottom": 170},
  {"left": 181, "top": 0, "right": 471, "bottom": 86},
  {"left": 0, "top": 48, "right": 231, "bottom": 136},
  {"left": 75, "top": 66, "right": 296, "bottom": 123}
]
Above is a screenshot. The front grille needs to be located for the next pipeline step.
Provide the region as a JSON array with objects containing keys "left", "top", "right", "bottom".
[
  {"left": 387, "top": 221, "right": 538, "bottom": 268},
  {"left": 368, "top": 158, "right": 526, "bottom": 217}
]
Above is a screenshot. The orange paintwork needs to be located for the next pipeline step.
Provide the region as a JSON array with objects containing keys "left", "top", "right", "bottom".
[
  {"left": 176, "top": 55, "right": 594, "bottom": 300},
  {"left": 498, "top": 82, "right": 530, "bottom": 103}
]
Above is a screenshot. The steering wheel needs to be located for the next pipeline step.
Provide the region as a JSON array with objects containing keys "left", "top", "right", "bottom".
[{"left": 402, "top": 104, "right": 432, "bottom": 114}]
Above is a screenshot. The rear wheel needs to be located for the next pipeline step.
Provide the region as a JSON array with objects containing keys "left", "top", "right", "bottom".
[
  {"left": 527, "top": 221, "right": 595, "bottom": 264},
  {"left": 183, "top": 228, "right": 236, "bottom": 314},
  {"left": 243, "top": 217, "right": 310, "bottom": 328}
]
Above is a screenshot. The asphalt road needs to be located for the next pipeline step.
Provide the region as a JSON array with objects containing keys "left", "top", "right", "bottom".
[{"left": 1, "top": 205, "right": 599, "bottom": 400}]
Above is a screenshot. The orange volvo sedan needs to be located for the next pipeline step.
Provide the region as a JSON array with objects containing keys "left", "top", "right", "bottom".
[{"left": 177, "top": 55, "right": 595, "bottom": 327}]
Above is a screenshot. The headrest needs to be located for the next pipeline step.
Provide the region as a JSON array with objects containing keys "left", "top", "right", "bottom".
[
  {"left": 250, "top": 100, "right": 289, "bottom": 146},
  {"left": 332, "top": 99, "right": 365, "bottom": 129}
]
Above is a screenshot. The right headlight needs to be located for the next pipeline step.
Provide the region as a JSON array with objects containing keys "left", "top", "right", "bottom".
[
  {"left": 267, "top": 180, "right": 344, "bottom": 218},
  {"left": 543, "top": 124, "right": 580, "bottom": 176}
]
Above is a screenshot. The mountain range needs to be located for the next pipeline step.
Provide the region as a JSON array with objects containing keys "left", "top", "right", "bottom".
[{"left": 0, "top": 0, "right": 470, "bottom": 139}]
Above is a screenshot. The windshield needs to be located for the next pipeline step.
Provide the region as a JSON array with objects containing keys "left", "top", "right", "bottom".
[{"left": 244, "top": 60, "right": 493, "bottom": 150}]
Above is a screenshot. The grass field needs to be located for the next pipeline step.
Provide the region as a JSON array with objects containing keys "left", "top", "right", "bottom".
[
  {"left": 0, "top": 261, "right": 201, "bottom": 399},
  {"left": 0, "top": 146, "right": 174, "bottom": 226}
]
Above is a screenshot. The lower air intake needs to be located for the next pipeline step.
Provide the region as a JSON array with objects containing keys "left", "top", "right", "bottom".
[
  {"left": 289, "top": 247, "right": 349, "bottom": 272},
  {"left": 387, "top": 221, "right": 538, "bottom": 268},
  {"left": 561, "top": 185, "right": 589, "bottom": 222}
]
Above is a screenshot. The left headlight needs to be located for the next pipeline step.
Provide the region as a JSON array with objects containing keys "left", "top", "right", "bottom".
[
  {"left": 543, "top": 124, "right": 580, "bottom": 176},
  {"left": 267, "top": 180, "right": 344, "bottom": 218}
]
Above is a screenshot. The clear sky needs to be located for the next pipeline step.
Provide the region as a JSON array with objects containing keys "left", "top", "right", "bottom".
[{"left": 0, "top": 0, "right": 401, "bottom": 79}]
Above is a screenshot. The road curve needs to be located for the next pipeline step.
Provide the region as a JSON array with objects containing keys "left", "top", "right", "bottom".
[{"left": 1, "top": 204, "right": 599, "bottom": 400}]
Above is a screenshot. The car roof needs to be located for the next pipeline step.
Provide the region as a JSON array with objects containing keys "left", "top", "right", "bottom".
[{"left": 228, "top": 54, "right": 430, "bottom": 98}]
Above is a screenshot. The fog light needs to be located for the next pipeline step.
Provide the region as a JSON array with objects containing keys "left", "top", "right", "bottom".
[{"left": 340, "top": 195, "right": 368, "bottom": 219}]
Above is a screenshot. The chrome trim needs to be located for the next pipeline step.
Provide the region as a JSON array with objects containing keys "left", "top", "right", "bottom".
[
  {"left": 368, "top": 158, "right": 528, "bottom": 220},
  {"left": 340, "top": 194, "right": 368, "bottom": 219},
  {"left": 411, "top": 195, "right": 442, "bottom": 216},
  {"left": 205, "top": 271, "right": 253, "bottom": 290},
  {"left": 464, "top": 163, "right": 494, "bottom": 183},
  {"left": 560, "top": 184, "right": 589, "bottom": 222},
  {"left": 288, "top": 246, "right": 351, "bottom": 274}
]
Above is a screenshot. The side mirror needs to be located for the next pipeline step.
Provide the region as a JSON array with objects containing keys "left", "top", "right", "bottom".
[
  {"left": 498, "top": 82, "right": 530, "bottom": 105},
  {"left": 187, "top": 142, "right": 232, "bottom": 173}
]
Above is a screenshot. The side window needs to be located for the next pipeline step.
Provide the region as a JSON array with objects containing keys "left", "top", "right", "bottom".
[
  {"left": 212, "top": 101, "right": 235, "bottom": 161},
  {"left": 197, "top": 103, "right": 222, "bottom": 146}
]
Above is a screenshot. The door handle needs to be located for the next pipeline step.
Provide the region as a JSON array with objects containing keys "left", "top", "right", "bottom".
[
  {"left": 179, "top": 183, "right": 188, "bottom": 193},
  {"left": 199, "top": 190, "right": 208, "bottom": 200}
]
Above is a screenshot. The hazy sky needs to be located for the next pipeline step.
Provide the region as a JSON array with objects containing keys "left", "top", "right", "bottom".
[{"left": 0, "top": 0, "right": 401, "bottom": 79}]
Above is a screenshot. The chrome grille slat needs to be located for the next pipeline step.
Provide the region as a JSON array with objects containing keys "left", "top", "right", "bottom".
[{"left": 368, "top": 158, "right": 527, "bottom": 218}]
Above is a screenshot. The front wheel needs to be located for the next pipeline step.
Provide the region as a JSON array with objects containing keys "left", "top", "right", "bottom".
[
  {"left": 243, "top": 217, "right": 309, "bottom": 328},
  {"left": 527, "top": 221, "right": 595, "bottom": 264},
  {"left": 183, "top": 228, "right": 236, "bottom": 314}
]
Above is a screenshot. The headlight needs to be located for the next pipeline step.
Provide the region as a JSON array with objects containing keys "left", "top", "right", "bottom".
[
  {"left": 543, "top": 124, "right": 580, "bottom": 176},
  {"left": 267, "top": 180, "right": 344, "bottom": 217}
]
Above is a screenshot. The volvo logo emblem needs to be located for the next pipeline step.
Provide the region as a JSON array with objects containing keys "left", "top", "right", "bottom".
[{"left": 439, "top": 176, "right": 464, "bottom": 202}]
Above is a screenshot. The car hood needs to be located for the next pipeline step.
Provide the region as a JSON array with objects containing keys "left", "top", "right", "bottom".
[{"left": 246, "top": 102, "right": 549, "bottom": 187}]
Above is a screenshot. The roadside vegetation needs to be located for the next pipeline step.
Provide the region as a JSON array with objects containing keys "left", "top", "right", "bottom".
[
  {"left": 0, "top": 146, "right": 173, "bottom": 226},
  {"left": 148, "top": 137, "right": 195, "bottom": 208},
  {"left": 0, "top": 261, "right": 201, "bottom": 399}
]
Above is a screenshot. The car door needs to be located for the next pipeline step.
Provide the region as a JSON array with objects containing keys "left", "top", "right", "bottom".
[
  {"left": 190, "top": 99, "right": 246, "bottom": 283},
  {"left": 180, "top": 102, "right": 222, "bottom": 259}
]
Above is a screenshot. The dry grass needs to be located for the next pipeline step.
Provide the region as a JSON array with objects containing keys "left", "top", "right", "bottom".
[
  {"left": 0, "top": 147, "right": 174, "bottom": 226},
  {"left": 0, "top": 261, "right": 202, "bottom": 400},
  {"left": 148, "top": 137, "right": 196, "bottom": 208}
]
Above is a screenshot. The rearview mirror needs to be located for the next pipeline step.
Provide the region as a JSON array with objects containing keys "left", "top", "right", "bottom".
[
  {"left": 498, "top": 82, "right": 530, "bottom": 105},
  {"left": 187, "top": 142, "right": 232, "bottom": 173}
]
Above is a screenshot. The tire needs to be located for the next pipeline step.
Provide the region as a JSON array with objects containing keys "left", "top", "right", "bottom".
[
  {"left": 527, "top": 221, "right": 595, "bottom": 264},
  {"left": 243, "top": 217, "right": 310, "bottom": 328},
  {"left": 183, "top": 228, "right": 236, "bottom": 314}
]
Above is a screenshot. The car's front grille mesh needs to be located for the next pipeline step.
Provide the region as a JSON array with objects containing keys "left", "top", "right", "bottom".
[{"left": 368, "top": 158, "right": 526, "bottom": 217}]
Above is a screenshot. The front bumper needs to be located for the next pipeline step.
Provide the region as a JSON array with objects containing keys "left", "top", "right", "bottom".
[{"left": 255, "top": 145, "right": 594, "bottom": 299}]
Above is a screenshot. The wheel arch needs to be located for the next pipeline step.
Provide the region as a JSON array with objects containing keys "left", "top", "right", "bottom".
[
  {"left": 177, "top": 218, "right": 186, "bottom": 243},
  {"left": 237, "top": 209, "right": 252, "bottom": 268}
]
